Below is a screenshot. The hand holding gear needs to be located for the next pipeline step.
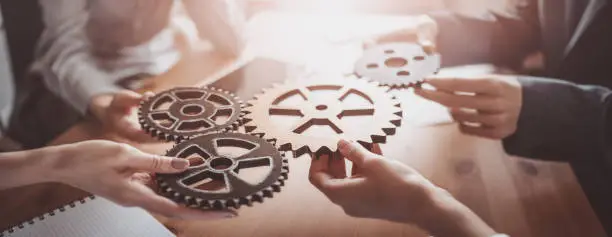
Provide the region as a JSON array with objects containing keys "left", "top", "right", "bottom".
[{"left": 157, "top": 133, "right": 288, "bottom": 209}]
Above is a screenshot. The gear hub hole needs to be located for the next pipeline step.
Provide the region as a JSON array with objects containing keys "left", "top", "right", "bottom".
[
  {"left": 210, "top": 157, "right": 234, "bottom": 171},
  {"left": 397, "top": 70, "right": 411, "bottom": 76},
  {"left": 385, "top": 57, "right": 408, "bottom": 68},
  {"left": 181, "top": 105, "right": 204, "bottom": 116},
  {"left": 316, "top": 105, "right": 328, "bottom": 111}
]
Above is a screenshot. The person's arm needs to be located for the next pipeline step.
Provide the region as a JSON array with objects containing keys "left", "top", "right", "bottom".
[
  {"left": 0, "top": 146, "right": 62, "bottom": 190},
  {"left": 503, "top": 77, "right": 612, "bottom": 161},
  {"left": 414, "top": 74, "right": 611, "bottom": 162},
  {"left": 309, "top": 140, "right": 498, "bottom": 237},
  {"left": 182, "top": 0, "right": 247, "bottom": 56},
  {"left": 0, "top": 141, "right": 235, "bottom": 219},
  {"left": 430, "top": 0, "right": 540, "bottom": 68}
]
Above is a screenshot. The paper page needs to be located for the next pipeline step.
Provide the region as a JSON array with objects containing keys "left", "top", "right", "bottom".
[{"left": 2, "top": 196, "right": 174, "bottom": 237}]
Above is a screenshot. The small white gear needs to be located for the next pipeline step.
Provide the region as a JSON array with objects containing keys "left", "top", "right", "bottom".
[
  {"left": 244, "top": 76, "right": 402, "bottom": 157},
  {"left": 355, "top": 42, "right": 440, "bottom": 88}
]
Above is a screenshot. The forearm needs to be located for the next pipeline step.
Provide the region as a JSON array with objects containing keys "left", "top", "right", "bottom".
[
  {"left": 183, "top": 0, "right": 246, "bottom": 56},
  {"left": 416, "top": 190, "right": 496, "bottom": 237},
  {"left": 0, "top": 146, "right": 68, "bottom": 190}
]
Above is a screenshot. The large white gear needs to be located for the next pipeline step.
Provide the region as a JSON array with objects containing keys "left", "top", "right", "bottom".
[{"left": 244, "top": 76, "right": 402, "bottom": 157}]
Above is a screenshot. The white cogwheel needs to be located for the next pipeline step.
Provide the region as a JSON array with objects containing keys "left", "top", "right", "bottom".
[
  {"left": 355, "top": 42, "right": 440, "bottom": 88},
  {"left": 244, "top": 76, "right": 402, "bottom": 157}
]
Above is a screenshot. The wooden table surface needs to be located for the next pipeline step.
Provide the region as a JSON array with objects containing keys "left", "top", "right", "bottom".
[{"left": 0, "top": 12, "right": 606, "bottom": 237}]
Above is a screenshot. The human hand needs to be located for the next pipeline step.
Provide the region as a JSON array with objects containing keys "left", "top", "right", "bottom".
[
  {"left": 50, "top": 140, "right": 236, "bottom": 220},
  {"left": 415, "top": 75, "right": 522, "bottom": 139},
  {"left": 89, "top": 90, "right": 153, "bottom": 142},
  {"left": 309, "top": 140, "right": 451, "bottom": 225},
  {"left": 364, "top": 15, "right": 438, "bottom": 50},
  {"left": 309, "top": 140, "right": 495, "bottom": 237}
]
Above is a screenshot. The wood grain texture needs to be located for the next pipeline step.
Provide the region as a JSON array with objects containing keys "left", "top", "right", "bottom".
[{"left": 0, "top": 11, "right": 605, "bottom": 237}]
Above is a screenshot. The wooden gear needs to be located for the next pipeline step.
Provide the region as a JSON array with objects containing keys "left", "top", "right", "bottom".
[
  {"left": 355, "top": 43, "right": 440, "bottom": 88},
  {"left": 244, "top": 77, "right": 402, "bottom": 157},
  {"left": 157, "top": 133, "right": 288, "bottom": 209},
  {"left": 139, "top": 87, "right": 245, "bottom": 142}
]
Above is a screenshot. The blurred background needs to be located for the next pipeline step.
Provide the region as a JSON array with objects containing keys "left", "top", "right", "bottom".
[{"left": 0, "top": 0, "right": 510, "bottom": 148}]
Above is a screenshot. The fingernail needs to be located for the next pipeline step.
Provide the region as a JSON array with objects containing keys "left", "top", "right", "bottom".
[
  {"left": 338, "top": 139, "right": 353, "bottom": 154},
  {"left": 171, "top": 159, "right": 189, "bottom": 170},
  {"left": 225, "top": 213, "right": 237, "bottom": 218}
]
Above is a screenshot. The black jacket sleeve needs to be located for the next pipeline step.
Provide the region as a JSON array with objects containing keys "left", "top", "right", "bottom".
[{"left": 503, "top": 76, "right": 612, "bottom": 164}]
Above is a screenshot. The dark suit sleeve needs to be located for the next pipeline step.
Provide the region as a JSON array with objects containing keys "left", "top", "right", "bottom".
[
  {"left": 428, "top": 0, "right": 540, "bottom": 68},
  {"left": 503, "top": 77, "right": 612, "bottom": 162}
]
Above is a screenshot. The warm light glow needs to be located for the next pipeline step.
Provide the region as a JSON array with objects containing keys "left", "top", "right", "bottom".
[{"left": 275, "top": 0, "right": 364, "bottom": 14}]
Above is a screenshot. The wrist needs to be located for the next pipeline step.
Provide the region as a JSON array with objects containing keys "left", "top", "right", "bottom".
[
  {"left": 88, "top": 93, "right": 114, "bottom": 120},
  {"left": 417, "top": 187, "right": 496, "bottom": 237},
  {"left": 45, "top": 144, "right": 79, "bottom": 184}
]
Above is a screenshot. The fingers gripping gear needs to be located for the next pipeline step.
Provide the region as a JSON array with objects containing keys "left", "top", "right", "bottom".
[
  {"left": 355, "top": 43, "right": 440, "bottom": 88},
  {"left": 157, "top": 133, "right": 289, "bottom": 209},
  {"left": 139, "top": 87, "right": 245, "bottom": 142},
  {"left": 244, "top": 77, "right": 403, "bottom": 157}
]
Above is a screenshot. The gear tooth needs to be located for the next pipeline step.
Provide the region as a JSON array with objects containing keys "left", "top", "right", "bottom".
[
  {"left": 241, "top": 197, "right": 253, "bottom": 206},
  {"left": 263, "top": 187, "right": 274, "bottom": 197},
  {"left": 251, "top": 194, "right": 263, "bottom": 203},
  {"left": 273, "top": 181, "right": 283, "bottom": 190},
  {"left": 382, "top": 127, "right": 396, "bottom": 136},
  {"left": 195, "top": 198, "right": 204, "bottom": 206},
  {"left": 390, "top": 119, "right": 402, "bottom": 127},
  {"left": 225, "top": 199, "right": 237, "bottom": 208},
  {"left": 217, "top": 200, "right": 227, "bottom": 208}
]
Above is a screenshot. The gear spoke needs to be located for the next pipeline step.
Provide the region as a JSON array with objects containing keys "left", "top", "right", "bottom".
[
  {"left": 226, "top": 171, "right": 254, "bottom": 192},
  {"left": 197, "top": 138, "right": 219, "bottom": 157}
]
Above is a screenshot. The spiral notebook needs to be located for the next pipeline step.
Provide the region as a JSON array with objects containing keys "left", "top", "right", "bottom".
[{"left": 0, "top": 196, "right": 175, "bottom": 237}]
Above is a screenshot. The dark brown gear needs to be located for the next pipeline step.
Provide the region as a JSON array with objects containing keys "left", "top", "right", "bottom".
[
  {"left": 355, "top": 42, "right": 440, "bottom": 88},
  {"left": 157, "top": 133, "right": 288, "bottom": 209},
  {"left": 138, "top": 87, "right": 245, "bottom": 142}
]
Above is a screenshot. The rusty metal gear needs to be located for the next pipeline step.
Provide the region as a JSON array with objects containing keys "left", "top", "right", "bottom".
[
  {"left": 139, "top": 87, "right": 245, "bottom": 142},
  {"left": 243, "top": 76, "right": 402, "bottom": 157},
  {"left": 355, "top": 42, "right": 440, "bottom": 88},
  {"left": 157, "top": 132, "right": 288, "bottom": 209}
]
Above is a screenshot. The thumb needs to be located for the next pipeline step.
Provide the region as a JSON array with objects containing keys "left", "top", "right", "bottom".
[
  {"left": 337, "top": 140, "right": 374, "bottom": 166},
  {"left": 128, "top": 154, "right": 190, "bottom": 173},
  {"left": 111, "top": 90, "right": 144, "bottom": 111},
  {"left": 415, "top": 15, "right": 438, "bottom": 55}
]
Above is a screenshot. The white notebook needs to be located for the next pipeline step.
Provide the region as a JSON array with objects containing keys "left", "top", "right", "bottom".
[{"left": 1, "top": 196, "right": 175, "bottom": 237}]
